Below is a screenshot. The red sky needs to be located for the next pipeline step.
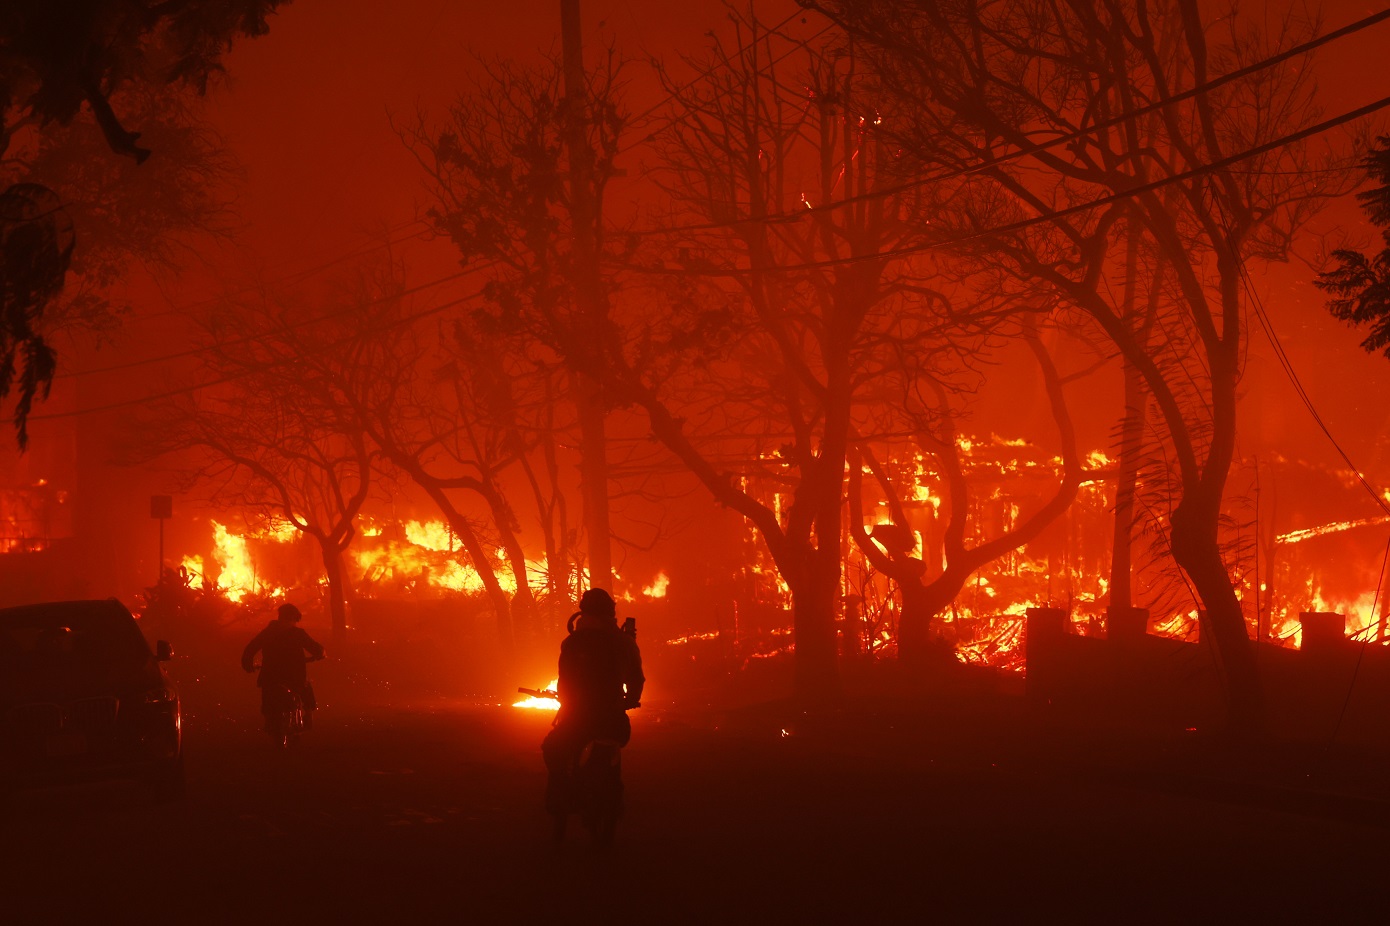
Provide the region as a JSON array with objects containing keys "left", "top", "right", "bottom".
[
  {"left": 189, "top": 0, "right": 1390, "bottom": 480},
  {"left": 19, "top": 0, "right": 1390, "bottom": 596}
]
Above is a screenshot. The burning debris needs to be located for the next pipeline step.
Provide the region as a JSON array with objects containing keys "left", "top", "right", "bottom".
[
  {"left": 513, "top": 680, "right": 560, "bottom": 711},
  {"left": 139, "top": 431, "right": 1390, "bottom": 675},
  {"left": 179, "top": 520, "right": 296, "bottom": 603}
]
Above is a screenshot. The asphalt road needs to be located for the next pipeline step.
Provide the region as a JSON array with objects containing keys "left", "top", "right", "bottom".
[{"left": 3, "top": 671, "right": 1387, "bottom": 924}]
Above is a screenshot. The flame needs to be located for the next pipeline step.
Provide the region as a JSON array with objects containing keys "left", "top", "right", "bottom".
[
  {"left": 666, "top": 631, "right": 720, "bottom": 645},
  {"left": 351, "top": 525, "right": 549, "bottom": 597},
  {"left": 179, "top": 554, "right": 205, "bottom": 588},
  {"left": 1302, "top": 588, "right": 1380, "bottom": 643},
  {"left": 212, "top": 521, "right": 255, "bottom": 602},
  {"left": 353, "top": 540, "right": 488, "bottom": 593},
  {"left": 176, "top": 520, "right": 294, "bottom": 603},
  {"left": 513, "top": 679, "right": 560, "bottom": 710},
  {"left": 1276, "top": 516, "right": 1390, "bottom": 545},
  {"left": 643, "top": 571, "right": 670, "bottom": 599},
  {"left": 1151, "top": 611, "right": 1199, "bottom": 641},
  {"left": 405, "top": 519, "right": 453, "bottom": 551}
]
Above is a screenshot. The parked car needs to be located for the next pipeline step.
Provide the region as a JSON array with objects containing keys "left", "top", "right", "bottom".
[{"left": 0, "top": 598, "right": 183, "bottom": 801}]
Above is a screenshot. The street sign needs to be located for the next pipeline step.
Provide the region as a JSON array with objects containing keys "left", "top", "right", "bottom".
[{"left": 150, "top": 495, "right": 172, "bottom": 520}]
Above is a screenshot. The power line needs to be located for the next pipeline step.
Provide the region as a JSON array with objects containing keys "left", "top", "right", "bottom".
[
  {"left": 130, "top": 217, "right": 435, "bottom": 325},
  {"left": 1203, "top": 149, "right": 1390, "bottom": 514},
  {"left": 29, "top": 284, "right": 490, "bottom": 421},
  {"left": 46, "top": 91, "right": 1389, "bottom": 413},
  {"left": 617, "top": 8, "right": 1390, "bottom": 240},
  {"left": 41, "top": 18, "right": 838, "bottom": 392},
  {"left": 32, "top": 11, "right": 1389, "bottom": 416},
  {"left": 55, "top": 263, "right": 491, "bottom": 381},
  {"left": 52, "top": 14, "right": 823, "bottom": 387},
  {"left": 1238, "top": 256, "right": 1390, "bottom": 515},
  {"left": 615, "top": 93, "right": 1390, "bottom": 276}
]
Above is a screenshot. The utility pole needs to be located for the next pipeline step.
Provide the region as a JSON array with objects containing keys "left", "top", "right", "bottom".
[
  {"left": 560, "top": 0, "right": 614, "bottom": 589},
  {"left": 150, "top": 494, "right": 172, "bottom": 585}
]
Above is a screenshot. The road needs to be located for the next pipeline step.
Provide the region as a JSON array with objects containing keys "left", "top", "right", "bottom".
[{"left": 3, "top": 667, "right": 1386, "bottom": 924}]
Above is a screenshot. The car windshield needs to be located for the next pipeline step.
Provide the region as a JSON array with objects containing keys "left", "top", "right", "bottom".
[{"left": 0, "top": 601, "right": 151, "bottom": 674}]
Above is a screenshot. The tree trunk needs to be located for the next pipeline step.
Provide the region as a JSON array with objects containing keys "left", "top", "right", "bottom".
[
  {"left": 320, "top": 541, "right": 349, "bottom": 648},
  {"left": 574, "top": 374, "right": 612, "bottom": 589},
  {"left": 419, "top": 483, "right": 514, "bottom": 653},
  {"left": 791, "top": 353, "right": 854, "bottom": 702},
  {"left": 897, "top": 565, "right": 972, "bottom": 668},
  {"left": 498, "top": 524, "right": 537, "bottom": 638},
  {"left": 518, "top": 448, "right": 565, "bottom": 633},
  {"left": 560, "top": 0, "right": 614, "bottom": 592},
  {"left": 1170, "top": 494, "right": 1261, "bottom": 731},
  {"left": 445, "top": 510, "right": 515, "bottom": 653},
  {"left": 480, "top": 480, "right": 538, "bottom": 639},
  {"left": 896, "top": 580, "right": 938, "bottom": 666},
  {"left": 1109, "top": 355, "right": 1146, "bottom": 611},
  {"left": 788, "top": 555, "right": 842, "bottom": 704}
]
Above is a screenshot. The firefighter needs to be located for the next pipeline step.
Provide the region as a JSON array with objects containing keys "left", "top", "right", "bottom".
[
  {"left": 541, "top": 588, "right": 645, "bottom": 826},
  {"left": 241, "top": 603, "right": 324, "bottom": 735}
]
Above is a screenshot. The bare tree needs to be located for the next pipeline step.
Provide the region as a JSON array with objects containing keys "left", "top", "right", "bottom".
[
  {"left": 807, "top": 0, "right": 1352, "bottom": 728},
  {"left": 291, "top": 269, "right": 573, "bottom": 651},
  {"left": 128, "top": 284, "right": 374, "bottom": 645},
  {"left": 606, "top": 12, "right": 980, "bottom": 700},
  {"left": 847, "top": 322, "right": 1082, "bottom": 666},
  {"left": 399, "top": 39, "right": 628, "bottom": 590}
]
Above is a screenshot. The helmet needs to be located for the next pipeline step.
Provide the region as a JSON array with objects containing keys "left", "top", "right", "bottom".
[
  {"left": 277, "top": 603, "right": 303, "bottom": 623},
  {"left": 578, "top": 588, "right": 616, "bottom": 620}
]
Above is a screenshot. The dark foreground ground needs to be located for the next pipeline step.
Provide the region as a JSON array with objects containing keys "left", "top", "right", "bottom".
[{"left": 4, "top": 660, "right": 1389, "bottom": 924}]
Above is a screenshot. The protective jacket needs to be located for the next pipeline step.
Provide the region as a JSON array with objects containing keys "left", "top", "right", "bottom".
[
  {"left": 556, "top": 614, "right": 643, "bottom": 731},
  {"left": 241, "top": 620, "right": 324, "bottom": 690}
]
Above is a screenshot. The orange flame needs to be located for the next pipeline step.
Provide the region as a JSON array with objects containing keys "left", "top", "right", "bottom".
[
  {"left": 642, "top": 571, "right": 670, "bottom": 599},
  {"left": 512, "top": 679, "right": 560, "bottom": 711}
]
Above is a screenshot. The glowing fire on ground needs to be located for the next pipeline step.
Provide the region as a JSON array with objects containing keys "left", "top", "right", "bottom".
[
  {"left": 169, "top": 432, "right": 1388, "bottom": 672},
  {"left": 742, "top": 435, "right": 1390, "bottom": 666},
  {"left": 513, "top": 680, "right": 560, "bottom": 710},
  {"left": 180, "top": 516, "right": 565, "bottom": 607}
]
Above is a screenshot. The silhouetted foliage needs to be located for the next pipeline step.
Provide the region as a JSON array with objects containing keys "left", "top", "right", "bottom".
[
  {"left": 0, "top": 183, "right": 72, "bottom": 447},
  {"left": 13, "top": 84, "right": 239, "bottom": 340},
  {"left": 0, "top": 0, "right": 288, "bottom": 162},
  {"left": 0, "top": 0, "right": 285, "bottom": 446},
  {"left": 1316, "top": 139, "right": 1390, "bottom": 357}
]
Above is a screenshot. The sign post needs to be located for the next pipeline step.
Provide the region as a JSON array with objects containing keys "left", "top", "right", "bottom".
[{"left": 150, "top": 495, "right": 173, "bottom": 585}]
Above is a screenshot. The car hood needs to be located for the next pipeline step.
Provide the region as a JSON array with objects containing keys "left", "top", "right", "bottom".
[{"left": 0, "top": 656, "right": 163, "bottom": 705}]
